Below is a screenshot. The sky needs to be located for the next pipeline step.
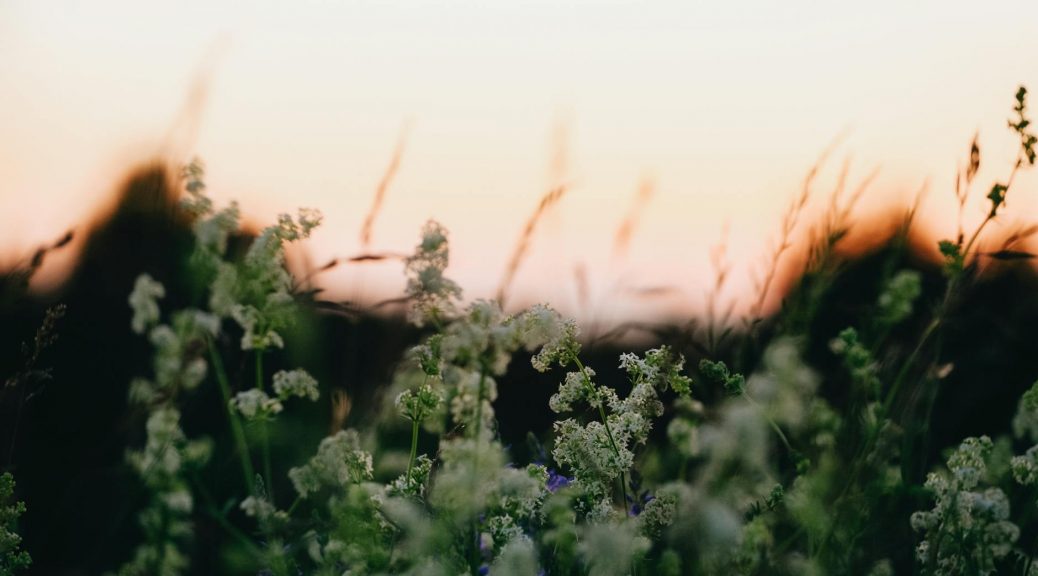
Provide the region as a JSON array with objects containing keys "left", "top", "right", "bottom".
[{"left": 1, "top": 0, "right": 1037, "bottom": 325}]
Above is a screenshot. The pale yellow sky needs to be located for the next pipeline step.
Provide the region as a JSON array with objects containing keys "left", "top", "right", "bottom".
[{"left": 2, "top": 1, "right": 1037, "bottom": 324}]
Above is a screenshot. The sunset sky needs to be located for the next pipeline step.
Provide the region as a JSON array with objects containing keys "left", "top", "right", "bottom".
[{"left": 2, "top": 1, "right": 1037, "bottom": 324}]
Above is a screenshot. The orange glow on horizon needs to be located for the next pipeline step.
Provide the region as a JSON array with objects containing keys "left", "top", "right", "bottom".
[{"left": 2, "top": 1, "right": 1038, "bottom": 325}]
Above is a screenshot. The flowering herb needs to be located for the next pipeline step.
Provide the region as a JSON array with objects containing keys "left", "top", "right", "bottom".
[{"left": 62, "top": 88, "right": 1038, "bottom": 576}]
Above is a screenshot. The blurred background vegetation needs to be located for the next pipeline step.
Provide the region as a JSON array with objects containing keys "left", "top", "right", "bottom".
[{"left": 2, "top": 147, "right": 1037, "bottom": 573}]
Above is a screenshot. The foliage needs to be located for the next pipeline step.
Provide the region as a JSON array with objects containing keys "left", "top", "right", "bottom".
[
  {"left": 0, "top": 473, "right": 29, "bottom": 576},
  {"left": 4, "top": 86, "right": 1038, "bottom": 575}
]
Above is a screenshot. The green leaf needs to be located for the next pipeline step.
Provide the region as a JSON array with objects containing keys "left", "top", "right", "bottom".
[{"left": 987, "top": 183, "right": 1007, "bottom": 214}]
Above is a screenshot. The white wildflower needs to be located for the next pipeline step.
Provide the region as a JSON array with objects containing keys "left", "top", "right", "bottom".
[
  {"left": 1013, "top": 381, "right": 1038, "bottom": 443},
  {"left": 240, "top": 495, "right": 276, "bottom": 520},
  {"left": 667, "top": 417, "right": 700, "bottom": 459},
  {"left": 578, "top": 521, "right": 650, "bottom": 576},
  {"left": 528, "top": 313, "right": 579, "bottom": 373},
  {"left": 162, "top": 490, "right": 193, "bottom": 514},
  {"left": 289, "top": 430, "right": 373, "bottom": 498},
  {"left": 272, "top": 369, "right": 320, "bottom": 401},
  {"left": 193, "top": 203, "right": 240, "bottom": 256},
  {"left": 129, "top": 274, "right": 165, "bottom": 334},
  {"left": 404, "top": 220, "right": 461, "bottom": 326},
  {"left": 549, "top": 369, "right": 594, "bottom": 413},
  {"left": 1011, "top": 445, "right": 1038, "bottom": 486},
  {"left": 128, "top": 378, "right": 157, "bottom": 405},
  {"left": 229, "top": 389, "right": 283, "bottom": 419},
  {"left": 552, "top": 419, "right": 633, "bottom": 502},
  {"left": 876, "top": 270, "right": 922, "bottom": 327},
  {"left": 490, "top": 536, "right": 541, "bottom": 576},
  {"left": 449, "top": 370, "right": 497, "bottom": 434},
  {"left": 912, "top": 436, "right": 1020, "bottom": 575},
  {"left": 428, "top": 438, "right": 507, "bottom": 521}
]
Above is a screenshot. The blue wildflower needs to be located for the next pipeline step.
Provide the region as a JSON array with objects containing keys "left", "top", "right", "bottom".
[{"left": 546, "top": 469, "right": 572, "bottom": 492}]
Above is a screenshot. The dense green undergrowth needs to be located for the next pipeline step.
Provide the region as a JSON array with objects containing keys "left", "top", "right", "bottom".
[{"left": 3, "top": 87, "right": 1038, "bottom": 575}]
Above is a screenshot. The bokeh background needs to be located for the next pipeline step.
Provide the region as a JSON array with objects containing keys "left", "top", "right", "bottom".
[{"left": 4, "top": 2, "right": 1038, "bottom": 574}]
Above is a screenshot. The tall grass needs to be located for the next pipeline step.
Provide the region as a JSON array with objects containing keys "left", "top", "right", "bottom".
[{"left": 3, "top": 86, "right": 1038, "bottom": 576}]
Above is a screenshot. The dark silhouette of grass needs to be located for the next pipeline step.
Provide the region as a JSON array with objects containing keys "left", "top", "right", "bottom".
[
  {"left": 496, "top": 119, "right": 572, "bottom": 308},
  {"left": 703, "top": 223, "right": 734, "bottom": 355},
  {"left": 3, "top": 156, "right": 1037, "bottom": 574},
  {"left": 611, "top": 175, "right": 655, "bottom": 261},
  {"left": 4, "top": 89, "right": 1038, "bottom": 574},
  {"left": 360, "top": 122, "right": 411, "bottom": 248},
  {"left": 495, "top": 184, "right": 568, "bottom": 307},
  {"left": 747, "top": 133, "right": 847, "bottom": 330}
]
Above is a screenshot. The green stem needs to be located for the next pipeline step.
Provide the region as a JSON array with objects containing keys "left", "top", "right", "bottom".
[
  {"left": 882, "top": 317, "right": 939, "bottom": 415},
  {"left": 154, "top": 505, "right": 169, "bottom": 574},
  {"left": 406, "top": 417, "right": 420, "bottom": 485},
  {"left": 192, "top": 472, "right": 264, "bottom": 557},
  {"left": 208, "top": 338, "right": 255, "bottom": 492},
  {"left": 405, "top": 375, "right": 429, "bottom": 487},
  {"left": 742, "top": 392, "right": 794, "bottom": 455},
  {"left": 471, "top": 364, "right": 489, "bottom": 575},
  {"left": 819, "top": 298, "right": 946, "bottom": 558},
  {"left": 286, "top": 496, "right": 303, "bottom": 517},
  {"left": 961, "top": 159, "right": 1021, "bottom": 264},
  {"left": 262, "top": 425, "right": 273, "bottom": 499},
  {"left": 256, "top": 351, "right": 273, "bottom": 499},
  {"left": 255, "top": 350, "right": 265, "bottom": 392},
  {"left": 572, "top": 355, "right": 629, "bottom": 511},
  {"left": 474, "top": 368, "right": 487, "bottom": 440},
  {"left": 817, "top": 157, "right": 1027, "bottom": 562}
]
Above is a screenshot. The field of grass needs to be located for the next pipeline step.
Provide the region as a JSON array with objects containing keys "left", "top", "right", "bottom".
[{"left": 2, "top": 88, "right": 1038, "bottom": 575}]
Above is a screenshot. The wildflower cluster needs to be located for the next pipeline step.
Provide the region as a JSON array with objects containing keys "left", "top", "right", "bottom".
[
  {"left": 1011, "top": 445, "right": 1038, "bottom": 486},
  {"left": 184, "top": 160, "right": 321, "bottom": 351},
  {"left": 230, "top": 369, "right": 321, "bottom": 420},
  {"left": 121, "top": 274, "right": 218, "bottom": 576},
  {"left": 0, "top": 473, "right": 30, "bottom": 575},
  {"left": 272, "top": 369, "right": 320, "bottom": 401},
  {"left": 127, "top": 276, "right": 220, "bottom": 401},
  {"left": 551, "top": 346, "right": 691, "bottom": 510},
  {"left": 830, "top": 327, "right": 881, "bottom": 398},
  {"left": 875, "top": 269, "right": 922, "bottom": 329},
  {"left": 699, "top": 358, "right": 745, "bottom": 396},
  {"left": 120, "top": 409, "right": 212, "bottom": 576},
  {"left": 117, "top": 160, "right": 327, "bottom": 576},
  {"left": 129, "top": 274, "right": 165, "bottom": 335},
  {"left": 404, "top": 220, "right": 461, "bottom": 327},
  {"left": 401, "top": 295, "right": 575, "bottom": 440},
  {"left": 83, "top": 88, "right": 1038, "bottom": 576},
  {"left": 229, "top": 388, "right": 283, "bottom": 419},
  {"left": 666, "top": 396, "right": 704, "bottom": 459},
  {"left": 395, "top": 382, "right": 440, "bottom": 423},
  {"left": 247, "top": 221, "right": 706, "bottom": 575},
  {"left": 1010, "top": 381, "right": 1038, "bottom": 487},
  {"left": 1013, "top": 380, "right": 1038, "bottom": 443},
  {"left": 289, "top": 430, "right": 374, "bottom": 498},
  {"left": 911, "top": 436, "right": 1019, "bottom": 575}
]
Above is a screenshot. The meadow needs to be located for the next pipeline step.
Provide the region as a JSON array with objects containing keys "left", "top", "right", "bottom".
[{"left": 3, "top": 87, "right": 1038, "bottom": 575}]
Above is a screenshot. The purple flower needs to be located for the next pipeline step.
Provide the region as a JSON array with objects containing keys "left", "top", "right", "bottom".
[
  {"left": 628, "top": 491, "right": 655, "bottom": 516},
  {"left": 546, "top": 469, "right": 572, "bottom": 492}
]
